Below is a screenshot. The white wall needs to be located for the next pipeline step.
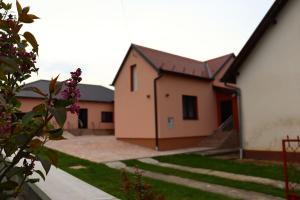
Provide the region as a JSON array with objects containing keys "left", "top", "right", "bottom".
[{"left": 237, "top": 0, "right": 300, "bottom": 151}]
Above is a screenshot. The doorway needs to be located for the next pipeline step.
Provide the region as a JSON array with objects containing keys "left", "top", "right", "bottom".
[
  {"left": 78, "top": 109, "right": 88, "bottom": 129},
  {"left": 220, "top": 100, "right": 232, "bottom": 123}
]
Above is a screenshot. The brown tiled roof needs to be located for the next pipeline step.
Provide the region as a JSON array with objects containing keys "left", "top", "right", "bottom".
[
  {"left": 134, "top": 44, "right": 234, "bottom": 79},
  {"left": 112, "top": 44, "right": 234, "bottom": 85}
]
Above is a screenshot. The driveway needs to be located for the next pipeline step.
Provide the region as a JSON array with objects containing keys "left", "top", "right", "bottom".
[{"left": 45, "top": 133, "right": 210, "bottom": 163}]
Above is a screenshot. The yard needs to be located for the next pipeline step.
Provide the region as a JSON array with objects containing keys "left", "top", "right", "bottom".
[{"left": 40, "top": 148, "right": 299, "bottom": 200}]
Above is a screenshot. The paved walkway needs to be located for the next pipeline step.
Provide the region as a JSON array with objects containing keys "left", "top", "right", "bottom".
[
  {"left": 46, "top": 135, "right": 211, "bottom": 163},
  {"left": 33, "top": 163, "right": 118, "bottom": 200},
  {"left": 106, "top": 161, "right": 284, "bottom": 200},
  {"left": 138, "top": 158, "right": 294, "bottom": 190}
]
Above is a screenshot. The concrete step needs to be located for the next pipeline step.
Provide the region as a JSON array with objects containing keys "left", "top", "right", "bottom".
[{"left": 194, "top": 148, "right": 239, "bottom": 156}]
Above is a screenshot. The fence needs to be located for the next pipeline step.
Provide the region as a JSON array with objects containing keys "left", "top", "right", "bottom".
[{"left": 282, "top": 136, "right": 300, "bottom": 200}]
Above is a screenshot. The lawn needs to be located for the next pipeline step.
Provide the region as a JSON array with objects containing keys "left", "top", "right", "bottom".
[
  {"left": 124, "top": 159, "right": 286, "bottom": 198},
  {"left": 155, "top": 153, "right": 300, "bottom": 183},
  {"left": 41, "top": 149, "right": 237, "bottom": 200}
]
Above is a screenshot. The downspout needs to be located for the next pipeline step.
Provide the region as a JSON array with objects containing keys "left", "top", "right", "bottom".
[
  {"left": 154, "top": 73, "right": 163, "bottom": 151},
  {"left": 224, "top": 82, "right": 243, "bottom": 159}
]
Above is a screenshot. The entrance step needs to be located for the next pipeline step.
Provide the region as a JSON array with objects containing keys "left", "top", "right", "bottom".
[
  {"left": 194, "top": 148, "right": 239, "bottom": 156},
  {"left": 199, "top": 129, "right": 239, "bottom": 149}
]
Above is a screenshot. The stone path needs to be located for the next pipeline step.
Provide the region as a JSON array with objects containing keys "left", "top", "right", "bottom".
[
  {"left": 33, "top": 162, "right": 118, "bottom": 200},
  {"left": 106, "top": 161, "right": 284, "bottom": 200},
  {"left": 46, "top": 135, "right": 212, "bottom": 163},
  {"left": 138, "top": 158, "right": 293, "bottom": 190}
]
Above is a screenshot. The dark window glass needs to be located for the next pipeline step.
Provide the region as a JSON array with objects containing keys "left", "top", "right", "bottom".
[
  {"left": 101, "top": 112, "right": 113, "bottom": 123},
  {"left": 130, "top": 65, "right": 137, "bottom": 91},
  {"left": 182, "top": 95, "right": 198, "bottom": 120}
]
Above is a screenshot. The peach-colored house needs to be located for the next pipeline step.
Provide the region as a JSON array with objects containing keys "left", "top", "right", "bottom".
[
  {"left": 112, "top": 44, "right": 239, "bottom": 150},
  {"left": 17, "top": 80, "right": 114, "bottom": 135}
]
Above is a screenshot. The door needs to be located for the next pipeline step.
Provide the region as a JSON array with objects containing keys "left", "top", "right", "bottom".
[
  {"left": 78, "top": 109, "right": 88, "bottom": 129},
  {"left": 220, "top": 100, "right": 232, "bottom": 123}
]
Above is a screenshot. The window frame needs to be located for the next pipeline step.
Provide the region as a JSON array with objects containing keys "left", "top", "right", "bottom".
[
  {"left": 182, "top": 95, "right": 198, "bottom": 120},
  {"left": 130, "top": 64, "right": 138, "bottom": 92},
  {"left": 101, "top": 111, "right": 114, "bottom": 123}
]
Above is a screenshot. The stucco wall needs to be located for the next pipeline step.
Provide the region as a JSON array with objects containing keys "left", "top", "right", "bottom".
[
  {"left": 19, "top": 98, "right": 114, "bottom": 130},
  {"left": 114, "top": 49, "right": 158, "bottom": 139},
  {"left": 237, "top": 0, "right": 300, "bottom": 151},
  {"left": 156, "top": 74, "right": 218, "bottom": 138}
]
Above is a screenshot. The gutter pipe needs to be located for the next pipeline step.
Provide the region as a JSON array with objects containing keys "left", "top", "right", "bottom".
[
  {"left": 154, "top": 73, "right": 163, "bottom": 151},
  {"left": 224, "top": 82, "right": 243, "bottom": 159}
]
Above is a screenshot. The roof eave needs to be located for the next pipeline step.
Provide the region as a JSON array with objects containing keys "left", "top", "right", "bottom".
[
  {"left": 222, "top": 0, "right": 289, "bottom": 82},
  {"left": 111, "top": 44, "right": 160, "bottom": 86}
]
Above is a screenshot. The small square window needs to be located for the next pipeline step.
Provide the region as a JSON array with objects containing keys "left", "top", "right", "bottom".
[
  {"left": 101, "top": 112, "right": 113, "bottom": 123},
  {"left": 182, "top": 95, "right": 198, "bottom": 120}
]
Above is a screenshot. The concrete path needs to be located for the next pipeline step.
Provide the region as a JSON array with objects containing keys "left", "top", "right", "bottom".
[
  {"left": 138, "top": 158, "right": 293, "bottom": 190},
  {"left": 46, "top": 135, "right": 212, "bottom": 163},
  {"left": 106, "top": 161, "right": 284, "bottom": 200},
  {"left": 33, "top": 162, "right": 118, "bottom": 200}
]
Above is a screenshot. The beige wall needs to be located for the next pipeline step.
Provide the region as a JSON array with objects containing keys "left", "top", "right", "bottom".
[
  {"left": 19, "top": 98, "right": 114, "bottom": 130},
  {"left": 237, "top": 0, "right": 300, "bottom": 151},
  {"left": 156, "top": 74, "right": 218, "bottom": 138},
  {"left": 114, "top": 49, "right": 158, "bottom": 139}
]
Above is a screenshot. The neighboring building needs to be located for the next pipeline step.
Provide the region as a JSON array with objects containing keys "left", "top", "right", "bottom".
[
  {"left": 112, "top": 44, "right": 238, "bottom": 150},
  {"left": 17, "top": 80, "right": 114, "bottom": 135},
  {"left": 223, "top": 0, "right": 297, "bottom": 160}
]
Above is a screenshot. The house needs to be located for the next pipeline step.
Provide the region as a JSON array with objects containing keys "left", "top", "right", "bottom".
[
  {"left": 222, "top": 0, "right": 298, "bottom": 160},
  {"left": 17, "top": 80, "right": 114, "bottom": 135},
  {"left": 112, "top": 44, "right": 239, "bottom": 150}
]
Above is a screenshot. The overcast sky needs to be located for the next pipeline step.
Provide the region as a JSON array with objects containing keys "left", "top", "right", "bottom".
[{"left": 17, "top": 0, "right": 274, "bottom": 88}]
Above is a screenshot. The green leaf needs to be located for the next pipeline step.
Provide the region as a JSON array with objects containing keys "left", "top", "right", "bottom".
[
  {"left": 48, "top": 128, "right": 63, "bottom": 138},
  {"left": 39, "top": 157, "right": 51, "bottom": 175},
  {"left": 16, "top": 1, "right": 22, "bottom": 16},
  {"left": 51, "top": 107, "right": 66, "bottom": 128},
  {"left": 32, "top": 104, "right": 46, "bottom": 115},
  {"left": 54, "top": 81, "right": 64, "bottom": 95},
  {"left": 0, "top": 180, "right": 18, "bottom": 190},
  {"left": 22, "top": 111, "right": 35, "bottom": 124},
  {"left": 29, "top": 139, "right": 43, "bottom": 149},
  {"left": 0, "top": 94, "right": 6, "bottom": 105},
  {"left": 27, "top": 14, "right": 39, "bottom": 20},
  {"left": 6, "top": 167, "right": 24, "bottom": 178},
  {"left": 54, "top": 99, "right": 74, "bottom": 108},
  {"left": 34, "top": 170, "right": 45, "bottom": 181},
  {"left": 23, "top": 86, "right": 47, "bottom": 97},
  {"left": 23, "top": 31, "right": 38, "bottom": 53},
  {"left": 15, "top": 134, "right": 29, "bottom": 146},
  {"left": 0, "top": 56, "right": 20, "bottom": 73},
  {"left": 27, "top": 178, "right": 40, "bottom": 183},
  {"left": 22, "top": 6, "right": 30, "bottom": 14},
  {"left": 49, "top": 75, "right": 59, "bottom": 94},
  {"left": 44, "top": 148, "right": 59, "bottom": 166}
]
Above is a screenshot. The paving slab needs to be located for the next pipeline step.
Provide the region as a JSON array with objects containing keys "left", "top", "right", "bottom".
[
  {"left": 32, "top": 162, "right": 118, "bottom": 200},
  {"left": 138, "top": 158, "right": 294, "bottom": 190},
  {"left": 107, "top": 161, "right": 284, "bottom": 200},
  {"left": 46, "top": 135, "right": 212, "bottom": 163}
]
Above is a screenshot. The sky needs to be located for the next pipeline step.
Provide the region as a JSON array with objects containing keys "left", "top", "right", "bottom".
[{"left": 15, "top": 0, "right": 274, "bottom": 88}]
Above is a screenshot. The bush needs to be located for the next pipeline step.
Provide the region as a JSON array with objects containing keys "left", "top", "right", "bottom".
[{"left": 0, "top": 1, "right": 82, "bottom": 198}]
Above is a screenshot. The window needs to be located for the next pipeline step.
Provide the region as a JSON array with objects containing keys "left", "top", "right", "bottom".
[
  {"left": 101, "top": 112, "right": 113, "bottom": 123},
  {"left": 130, "top": 65, "right": 138, "bottom": 91},
  {"left": 182, "top": 95, "right": 198, "bottom": 120}
]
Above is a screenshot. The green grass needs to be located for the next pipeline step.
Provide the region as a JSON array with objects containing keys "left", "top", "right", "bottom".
[
  {"left": 123, "top": 159, "right": 286, "bottom": 198},
  {"left": 155, "top": 153, "right": 300, "bottom": 183},
  {"left": 40, "top": 149, "right": 237, "bottom": 200}
]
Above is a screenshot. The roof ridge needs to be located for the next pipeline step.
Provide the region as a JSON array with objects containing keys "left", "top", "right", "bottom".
[
  {"left": 133, "top": 44, "right": 205, "bottom": 66},
  {"left": 24, "top": 80, "right": 114, "bottom": 91},
  {"left": 205, "top": 53, "right": 235, "bottom": 62}
]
